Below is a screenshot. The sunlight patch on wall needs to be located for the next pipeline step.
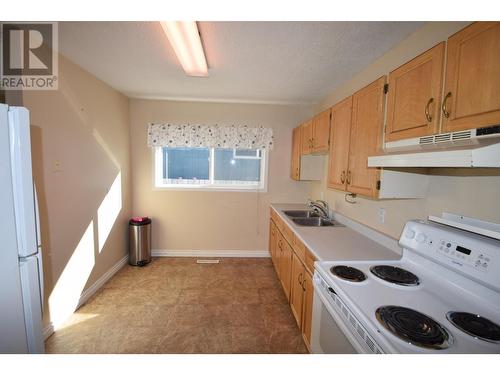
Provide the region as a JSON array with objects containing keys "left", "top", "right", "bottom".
[
  {"left": 48, "top": 221, "right": 95, "bottom": 328},
  {"left": 92, "top": 129, "right": 120, "bottom": 169},
  {"left": 97, "top": 172, "right": 122, "bottom": 253}
]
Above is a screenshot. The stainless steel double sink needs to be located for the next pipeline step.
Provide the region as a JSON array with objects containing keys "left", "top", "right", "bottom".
[{"left": 282, "top": 210, "right": 343, "bottom": 227}]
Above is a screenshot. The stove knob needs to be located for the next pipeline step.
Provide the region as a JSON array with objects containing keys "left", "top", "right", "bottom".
[
  {"left": 416, "top": 233, "right": 427, "bottom": 243},
  {"left": 405, "top": 229, "right": 416, "bottom": 239}
]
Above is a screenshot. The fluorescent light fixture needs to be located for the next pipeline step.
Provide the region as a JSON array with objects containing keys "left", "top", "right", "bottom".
[{"left": 160, "top": 21, "right": 208, "bottom": 77}]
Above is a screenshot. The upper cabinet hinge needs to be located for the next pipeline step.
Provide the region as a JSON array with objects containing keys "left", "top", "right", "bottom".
[
  {"left": 376, "top": 180, "right": 381, "bottom": 190},
  {"left": 383, "top": 84, "right": 389, "bottom": 94}
]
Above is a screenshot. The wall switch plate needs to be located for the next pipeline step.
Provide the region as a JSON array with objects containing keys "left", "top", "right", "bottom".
[{"left": 379, "top": 208, "right": 386, "bottom": 224}]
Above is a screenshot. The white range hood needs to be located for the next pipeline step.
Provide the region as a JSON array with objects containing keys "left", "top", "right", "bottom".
[{"left": 368, "top": 126, "right": 500, "bottom": 168}]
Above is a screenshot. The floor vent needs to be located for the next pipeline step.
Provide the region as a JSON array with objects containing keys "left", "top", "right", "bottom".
[{"left": 196, "top": 259, "right": 220, "bottom": 264}]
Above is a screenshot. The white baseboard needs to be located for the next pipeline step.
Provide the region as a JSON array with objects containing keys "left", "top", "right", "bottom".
[
  {"left": 43, "top": 255, "right": 128, "bottom": 340},
  {"left": 151, "top": 249, "right": 270, "bottom": 258},
  {"left": 77, "top": 255, "right": 129, "bottom": 308}
]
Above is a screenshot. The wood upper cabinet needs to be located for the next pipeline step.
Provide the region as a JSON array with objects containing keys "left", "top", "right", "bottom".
[
  {"left": 300, "top": 120, "right": 313, "bottom": 154},
  {"left": 347, "top": 76, "right": 385, "bottom": 198},
  {"left": 442, "top": 22, "right": 500, "bottom": 132},
  {"left": 289, "top": 252, "right": 305, "bottom": 328},
  {"left": 290, "top": 126, "right": 301, "bottom": 180},
  {"left": 327, "top": 96, "right": 352, "bottom": 190},
  {"left": 301, "top": 270, "right": 314, "bottom": 348},
  {"left": 385, "top": 43, "right": 445, "bottom": 142},
  {"left": 312, "top": 108, "right": 331, "bottom": 153},
  {"left": 299, "top": 111, "right": 331, "bottom": 156},
  {"left": 326, "top": 77, "right": 385, "bottom": 198}
]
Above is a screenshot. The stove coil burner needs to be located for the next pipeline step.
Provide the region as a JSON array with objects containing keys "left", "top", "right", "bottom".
[
  {"left": 446, "top": 312, "right": 500, "bottom": 343},
  {"left": 370, "top": 265, "right": 420, "bottom": 286},
  {"left": 330, "top": 265, "right": 366, "bottom": 282},
  {"left": 376, "top": 306, "right": 451, "bottom": 350}
]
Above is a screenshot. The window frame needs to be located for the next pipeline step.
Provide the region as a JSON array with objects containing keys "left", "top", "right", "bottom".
[{"left": 152, "top": 147, "right": 268, "bottom": 192}]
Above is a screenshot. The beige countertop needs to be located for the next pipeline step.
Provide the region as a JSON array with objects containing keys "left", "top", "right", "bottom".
[{"left": 271, "top": 203, "right": 401, "bottom": 262}]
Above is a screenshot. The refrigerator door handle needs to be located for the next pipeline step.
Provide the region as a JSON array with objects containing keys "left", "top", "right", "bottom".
[
  {"left": 34, "top": 251, "right": 44, "bottom": 313},
  {"left": 33, "top": 184, "right": 44, "bottom": 312},
  {"left": 18, "top": 256, "right": 44, "bottom": 353}
]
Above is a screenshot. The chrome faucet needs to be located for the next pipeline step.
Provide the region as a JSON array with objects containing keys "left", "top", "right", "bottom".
[{"left": 307, "top": 199, "right": 330, "bottom": 219}]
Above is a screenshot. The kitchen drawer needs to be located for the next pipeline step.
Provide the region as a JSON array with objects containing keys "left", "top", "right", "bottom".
[
  {"left": 304, "top": 247, "right": 317, "bottom": 275},
  {"left": 281, "top": 222, "right": 294, "bottom": 245},
  {"left": 292, "top": 235, "right": 306, "bottom": 263}
]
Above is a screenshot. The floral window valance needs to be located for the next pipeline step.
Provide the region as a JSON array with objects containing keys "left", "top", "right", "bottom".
[{"left": 147, "top": 123, "right": 274, "bottom": 150}]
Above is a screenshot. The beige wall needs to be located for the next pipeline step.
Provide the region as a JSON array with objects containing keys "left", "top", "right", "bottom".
[
  {"left": 310, "top": 21, "right": 500, "bottom": 239},
  {"left": 8, "top": 55, "right": 132, "bottom": 327},
  {"left": 129, "top": 99, "right": 312, "bottom": 252}
]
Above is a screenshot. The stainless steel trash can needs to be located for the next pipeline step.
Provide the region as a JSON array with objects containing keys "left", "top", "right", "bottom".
[{"left": 129, "top": 217, "right": 151, "bottom": 266}]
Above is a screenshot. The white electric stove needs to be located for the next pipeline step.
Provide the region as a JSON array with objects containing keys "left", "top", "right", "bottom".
[{"left": 312, "top": 219, "right": 500, "bottom": 354}]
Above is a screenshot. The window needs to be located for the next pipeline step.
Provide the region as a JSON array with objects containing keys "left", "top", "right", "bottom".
[{"left": 154, "top": 147, "right": 267, "bottom": 191}]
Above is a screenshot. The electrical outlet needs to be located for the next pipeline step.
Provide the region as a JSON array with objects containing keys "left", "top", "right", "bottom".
[
  {"left": 53, "top": 160, "right": 62, "bottom": 172},
  {"left": 379, "top": 208, "right": 386, "bottom": 224}
]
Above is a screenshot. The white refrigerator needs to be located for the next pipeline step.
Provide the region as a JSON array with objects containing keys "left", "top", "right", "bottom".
[{"left": 0, "top": 103, "right": 44, "bottom": 353}]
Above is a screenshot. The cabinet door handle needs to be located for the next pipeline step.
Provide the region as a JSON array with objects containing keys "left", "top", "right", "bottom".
[
  {"left": 442, "top": 92, "right": 452, "bottom": 118},
  {"left": 298, "top": 272, "right": 303, "bottom": 285},
  {"left": 340, "top": 170, "right": 346, "bottom": 184},
  {"left": 302, "top": 278, "right": 307, "bottom": 292},
  {"left": 346, "top": 170, "right": 352, "bottom": 185},
  {"left": 425, "top": 97, "right": 434, "bottom": 122}
]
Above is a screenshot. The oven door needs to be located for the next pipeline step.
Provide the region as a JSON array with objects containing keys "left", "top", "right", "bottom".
[{"left": 311, "top": 286, "right": 357, "bottom": 354}]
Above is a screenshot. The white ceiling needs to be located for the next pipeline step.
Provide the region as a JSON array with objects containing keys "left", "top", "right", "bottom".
[{"left": 58, "top": 21, "right": 424, "bottom": 104}]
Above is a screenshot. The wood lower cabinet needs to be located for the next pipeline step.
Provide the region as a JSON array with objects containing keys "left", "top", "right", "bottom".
[
  {"left": 291, "top": 126, "right": 301, "bottom": 180},
  {"left": 442, "top": 22, "right": 500, "bottom": 132},
  {"left": 269, "top": 220, "right": 278, "bottom": 267},
  {"left": 277, "top": 232, "right": 293, "bottom": 300},
  {"left": 385, "top": 42, "right": 445, "bottom": 142},
  {"left": 268, "top": 209, "right": 317, "bottom": 352},
  {"left": 289, "top": 252, "right": 305, "bottom": 327},
  {"left": 301, "top": 270, "right": 314, "bottom": 349}
]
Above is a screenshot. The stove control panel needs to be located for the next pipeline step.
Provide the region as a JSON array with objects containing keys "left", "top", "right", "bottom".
[
  {"left": 400, "top": 220, "right": 500, "bottom": 291},
  {"left": 436, "top": 240, "right": 492, "bottom": 271}
]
